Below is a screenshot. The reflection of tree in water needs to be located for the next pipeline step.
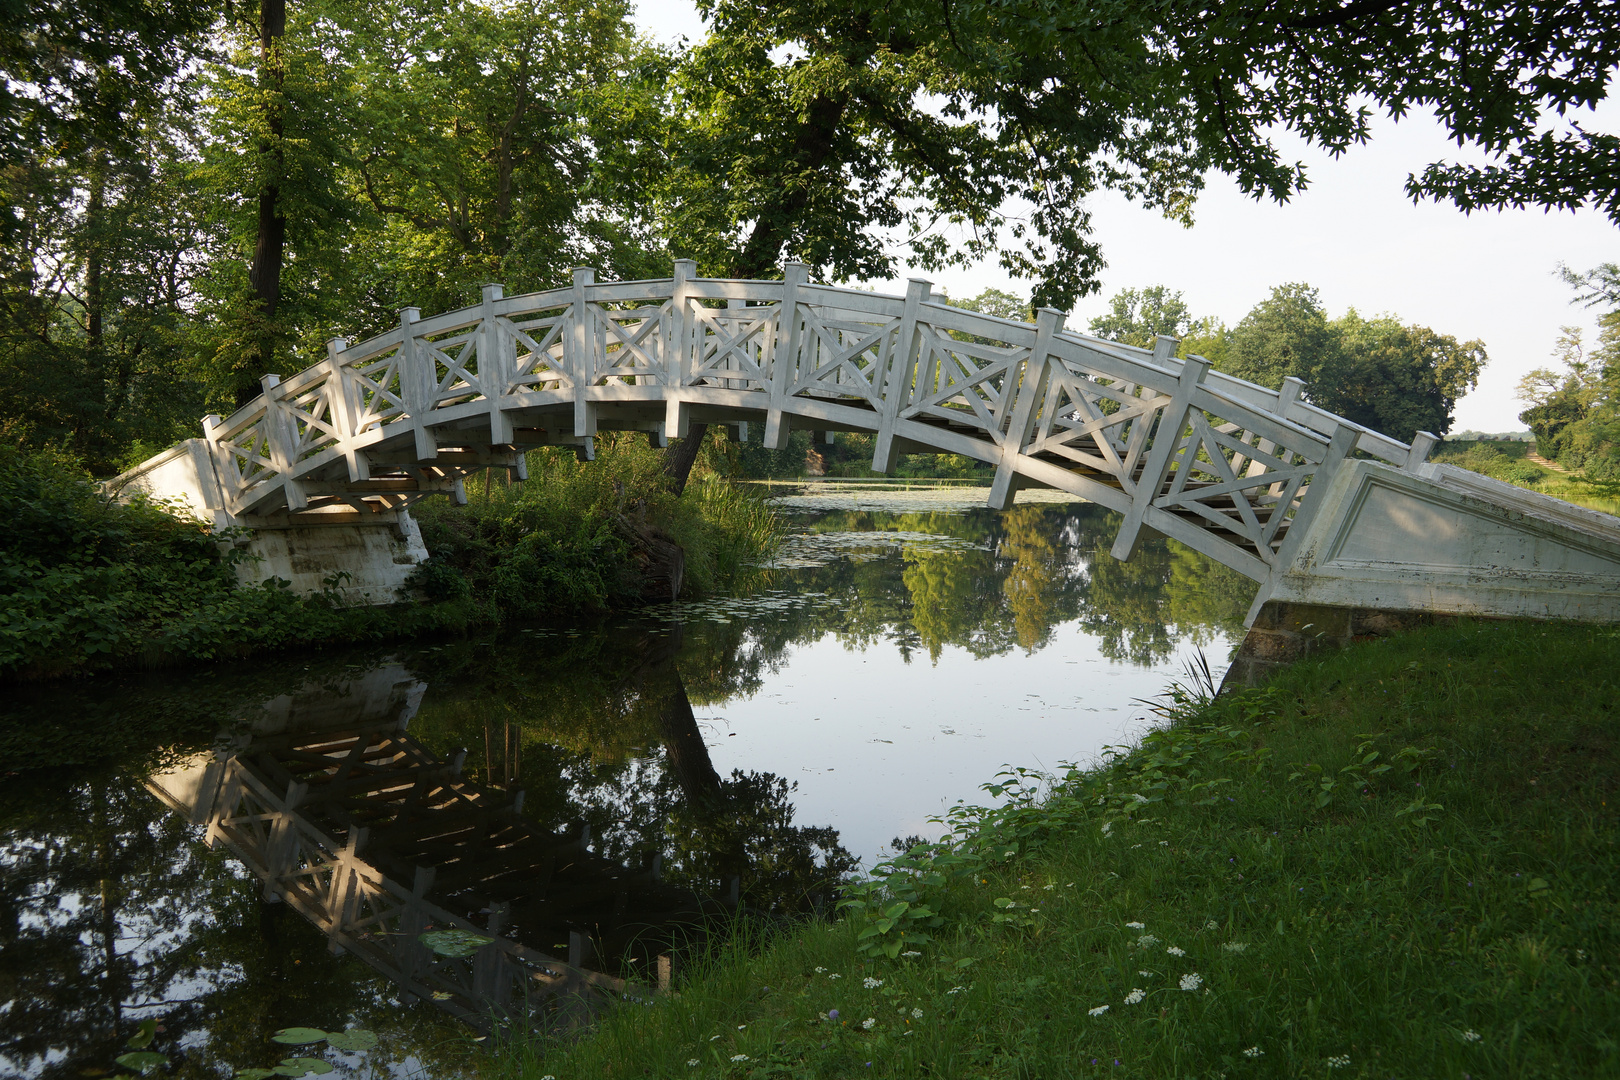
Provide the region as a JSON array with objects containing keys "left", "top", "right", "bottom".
[
  {"left": 0, "top": 769, "right": 458, "bottom": 1079},
  {"left": 782, "top": 502, "right": 1251, "bottom": 665},
  {"left": 403, "top": 630, "right": 854, "bottom": 918}
]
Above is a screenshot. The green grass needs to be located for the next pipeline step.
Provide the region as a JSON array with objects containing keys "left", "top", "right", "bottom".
[
  {"left": 1433, "top": 439, "right": 1620, "bottom": 516},
  {"left": 496, "top": 619, "right": 1620, "bottom": 1080}
]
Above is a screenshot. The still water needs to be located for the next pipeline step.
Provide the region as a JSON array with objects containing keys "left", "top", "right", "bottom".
[{"left": 0, "top": 487, "right": 1255, "bottom": 1079}]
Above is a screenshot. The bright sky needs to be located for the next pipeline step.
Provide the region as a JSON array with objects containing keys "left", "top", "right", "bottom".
[{"left": 633, "top": 1, "right": 1620, "bottom": 433}]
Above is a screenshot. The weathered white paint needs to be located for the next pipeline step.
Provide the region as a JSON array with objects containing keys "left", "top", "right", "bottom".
[
  {"left": 112, "top": 260, "right": 1620, "bottom": 622},
  {"left": 1248, "top": 460, "right": 1620, "bottom": 623}
]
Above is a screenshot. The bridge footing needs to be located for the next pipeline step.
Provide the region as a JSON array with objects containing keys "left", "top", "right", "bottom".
[{"left": 1220, "top": 601, "right": 1467, "bottom": 691}]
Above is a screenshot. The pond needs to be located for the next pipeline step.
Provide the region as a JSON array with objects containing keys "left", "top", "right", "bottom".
[{"left": 0, "top": 486, "right": 1257, "bottom": 1079}]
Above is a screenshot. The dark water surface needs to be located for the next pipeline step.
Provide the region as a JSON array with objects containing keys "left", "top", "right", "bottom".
[{"left": 0, "top": 489, "right": 1255, "bottom": 1079}]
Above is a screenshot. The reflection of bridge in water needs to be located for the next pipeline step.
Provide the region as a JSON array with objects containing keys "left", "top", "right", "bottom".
[{"left": 147, "top": 665, "right": 716, "bottom": 1032}]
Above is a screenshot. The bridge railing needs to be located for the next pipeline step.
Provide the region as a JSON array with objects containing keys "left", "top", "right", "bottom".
[{"left": 197, "top": 260, "right": 1435, "bottom": 582}]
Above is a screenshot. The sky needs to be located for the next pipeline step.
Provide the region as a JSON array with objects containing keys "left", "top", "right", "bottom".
[{"left": 632, "top": 1, "right": 1619, "bottom": 434}]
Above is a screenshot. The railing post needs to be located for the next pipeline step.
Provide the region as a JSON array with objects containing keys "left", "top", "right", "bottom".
[
  {"left": 327, "top": 338, "right": 370, "bottom": 482},
  {"left": 399, "top": 307, "right": 436, "bottom": 460},
  {"left": 1270, "top": 422, "right": 1358, "bottom": 570},
  {"left": 199, "top": 413, "right": 235, "bottom": 511},
  {"left": 872, "top": 277, "right": 931, "bottom": 473},
  {"left": 480, "top": 283, "right": 514, "bottom": 444},
  {"left": 987, "top": 306, "right": 1064, "bottom": 511},
  {"left": 1110, "top": 353, "right": 1209, "bottom": 560},
  {"left": 1404, "top": 430, "right": 1438, "bottom": 473},
  {"left": 566, "top": 268, "right": 597, "bottom": 439},
  {"left": 665, "top": 259, "right": 697, "bottom": 440},
  {"left": 764, "top": 261, "right": 807, "bottom": 450},
  {"left": 260, "top": 373, "right": 307, "bottom": 512}
]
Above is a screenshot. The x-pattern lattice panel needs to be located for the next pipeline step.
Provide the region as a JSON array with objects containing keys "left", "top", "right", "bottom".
[
  {"left": 688, "top": 304, "right": 777, "bottom": 390},
  {"left": 589, "top": 302, "right": 670, "bottom": 385},
  {"left": 425, "top": 328, "right": 484, "bottom": 410},
  {"left": 790, "top": 307, "right": 899, "bottom": 407},
  {"left": 509, "top": 310, "right": 571, "bottom": 392},
  {"left": 1153, "top": 410, "right": 1327, "bottom": 564},
  {"left": 902, "top": 324, "right": 1027, "bottom": 441},
  {"left": 1027, "top": 366, "right": 1173, "bottom": 492},
  {"left": 352, "top": 348, "right": 409, "bottom": 433},
  {"left": 286, "top": 378, "right": 341, "bottom": 463}
]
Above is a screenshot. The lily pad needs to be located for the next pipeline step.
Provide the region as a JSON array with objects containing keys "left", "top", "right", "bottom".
[
  {"left": 115, "top": 1052, "right": 166, "bottom": 1075},
  {"left": 273, "top": 1058, "right": 334, "bottom": 1077},
  {"left": 270, "top": 1028, "right": 328, "bottom": 1046},
  {"left": 323, "top": 1029, "right": 378, "bottom": 1052},
  {"left": 419, "top": 929, "right": 494, "bottom": 958},
  {"left": 235, "top": 1070, "right": 278, "bottom": 1080},
  {"left": 127, "top": 1019, "right": 159, "bottom": 1050}
]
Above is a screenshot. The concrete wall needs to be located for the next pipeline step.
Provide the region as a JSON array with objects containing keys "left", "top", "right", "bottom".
[{"left": 108, "top": 440, "right": 429, "bottom": 607}]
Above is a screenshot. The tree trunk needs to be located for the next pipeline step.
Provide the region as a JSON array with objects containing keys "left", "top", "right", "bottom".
[
  {"left": 661, "top": 423, "right": 709, "bottom": 496},
  {"left": 242, "top": 0, "right": 288, "bottom": 410},
  {"left": 656, "top": 671, "right": 724, "bottom": 806}
]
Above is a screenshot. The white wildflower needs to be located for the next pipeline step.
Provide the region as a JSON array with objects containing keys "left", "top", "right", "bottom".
[
  {"left": 1088, "top": 1005, "right": 1109, "bottom": 1017},
  {"left": 1179, "top": 973, "right": 1203, "bottom": 992},
  {"left": 1166, "top": 946, "right": 1186, "bottom": 957},
  {"left": 1221, "top": 942, "right": 1247, "bottom": 953},
  {"left": 1160, "top": 841, "right": 1169, "bottom": 846},
  {"left": 1043, "top": 884, "right": 1055, "bottom": 891},
  {"left": 1124, "top": 989, "right": 1146, "bottom": 1005},
  {"left": 737, "top": 1024, "right": 747, "bottom": 1030},
  {"left": 1242, "top": 1046, "right": 1263, "bottom": 1059},
  {"left": 862, "top": 1018, "right": 877, "bottom": 1030},
  {"left": 1131, "top": 844, "right": 1143, "bottom": 850},
  {"left": 1326, "top": 1055, "right": 1351, "bottom": 1069},
  {"left": 730, "top": 1054, "right": 750, "bottom": 1063},
  {"left": 863, "top": 977, "right": 883, "bottom": 989},
  {"left": 946, "top": 986, "right": 967, "bottom": 995},
  {"left": 1461, "top": 1030, "right": 1482, "bottom": 1043},
  {"left": 1004, "top": 850, "right": 1016, "bottom": 857},
  {"left": 1205, "top": 920, "right": 1219, "bottom": 930},
  {"left": 814, "top": 966, "right": 826, "bottom": 973},
  {"left": 1102, "top": 821, "right": 1113, "bottom": 836},
  {"left": 828, "top": 973, "right": 841, "bottom": 979},
  {"left": 1132, "top": 794, "right": 1149, "bottom": 804},
  {"left": 1138, "top": 971, "right": 1154, "bottom": 978},
  {"left": 1135, "top": 934, "right": 1160, "bottom": 947},
  {"left": 901, "top": 950, "right": 921, "bottom": 957},
  {"left": 709, "top": 1035, "right": 722, "bottom": 1041},
  {"left": 1125, "top": 921, "right": 1145, "bottom": 929},
  {"left": 911, "top": 1008, "right": 923, "bottom": 1019},
  {"left": 687, "top": 1060, "right": 700, "bottom": 1068}
]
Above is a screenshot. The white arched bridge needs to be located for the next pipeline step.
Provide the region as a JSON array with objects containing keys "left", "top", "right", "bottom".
[{"left": 121, "top": 260, "right": 1620, "bottom": 651}]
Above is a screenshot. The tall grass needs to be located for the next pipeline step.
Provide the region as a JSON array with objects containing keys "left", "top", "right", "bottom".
[{"left": 493, "top": 619, "right": 1620, "bottom": 1079}]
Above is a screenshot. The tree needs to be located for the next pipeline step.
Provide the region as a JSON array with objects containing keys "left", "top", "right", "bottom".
[
  {"left": 1314, "top": 311, "right": 1487, "bottom": 441},
  {"left": 1223, "top": 283, "right": 1343, "bottom": 388},
  {"left": 809, "top": 1, "right": 1620, "bottom": 225},
  {"left": 1221, "top": 285, "right": 1485, "bottom": 441},
  {"left": 1087, "top": 286, "right": 1192, "bottom": 348}
]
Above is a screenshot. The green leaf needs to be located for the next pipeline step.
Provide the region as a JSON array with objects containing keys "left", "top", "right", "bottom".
[
  {"left": 882, "top": 938, "right": 903, "bottom": 959},
  {"left": 323, "top": 1029, "right": 378, "bottom": 1052},
  {"left": 882, "top": 901, "right": 910, "bottom": 920},
  {"left": 270, "top": 1028, "right": 328, "bottom": 1046},
  {"left": 127, "top": 1019, "right": 159, "bottom": 1049},
  {"left": 418, "top": 929, "right": 494, "bottom": 958},
  {"left": 993, "top": 897, "right": 1014, "bottom": 908},
  {"left": 954, "top": 957, "right": 978, "bottom": 969},
  {"left": 115, "top": 1052, "right": 166, "bottom": 1075},
  {"left": 274, "top": 1058, "right": 334, "bottom": 1077},
  {"left": 1527, "top": 877, "right": 1551, "bottom": 895},
  {"left": 236, "top": 1070, "right": 279, "bottom": 1080}
]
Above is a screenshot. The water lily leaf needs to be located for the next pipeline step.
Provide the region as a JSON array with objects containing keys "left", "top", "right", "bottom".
[
  {"left": 127, "top": 1019, "right": 160, "bottom": 1049},
  {"left": 419, "top": 929, "right": 494, "bottom": 958},
  {"left": 273, "top": 1057, "right": 334, "bottom": 1077},
  {"left": 115, "top": 1052, "right": 166, "bottom": 1074},
  {"left": 270, "top": 1028, "right": 328, "bottom": 1045},
  {"left": 235, "top": 1070, "right": 278, "bottom": 1080},
  {"left": 323, "top": 1029, "right": 378, "bottom": 1052}
]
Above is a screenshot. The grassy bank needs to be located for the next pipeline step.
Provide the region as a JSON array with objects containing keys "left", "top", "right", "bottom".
[
  {"left": 501, "top": 619, "right": 1619, "bottom": 1079},
  {"left": 0, "top": 436, "right": 779, "bottom": 681},
  {"left": 1432, "top": 438, "right": 1620, "bottom": 516}
]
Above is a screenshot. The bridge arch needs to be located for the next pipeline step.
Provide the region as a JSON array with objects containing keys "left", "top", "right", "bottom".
[{"left": 118, "top": 259, "right": 1620, "bottom": 629}]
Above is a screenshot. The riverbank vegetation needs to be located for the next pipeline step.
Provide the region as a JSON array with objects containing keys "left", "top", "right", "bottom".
[
  {"left": 0, "top": 436, "right": 780, "bottom": 681},
  {"left": 498, "top": 618, "right": 1620, "bottom": 1079}
]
